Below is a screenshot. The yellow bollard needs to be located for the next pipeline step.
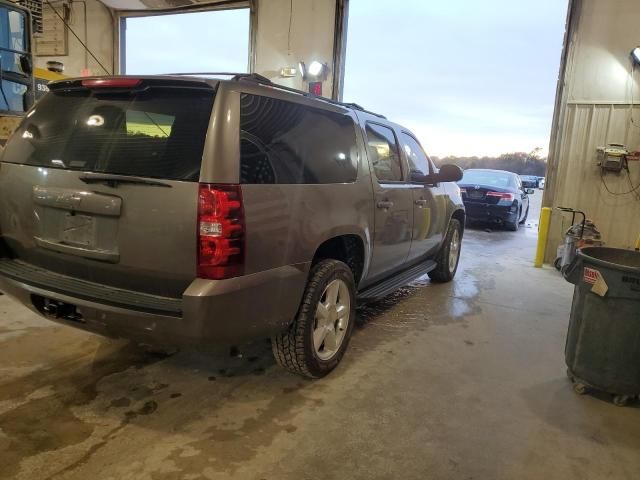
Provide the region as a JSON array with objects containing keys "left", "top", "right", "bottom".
[
  {"left": 534, "top": 207, "right": 552, "bottom": 268},
  {"left": 635, "top": 233, "right": 640, "bottom": 251}
]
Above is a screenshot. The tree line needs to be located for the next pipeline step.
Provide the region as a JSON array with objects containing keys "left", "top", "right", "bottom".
[{"left": 433, "top": 151, "right": 547, "bottom": 177}]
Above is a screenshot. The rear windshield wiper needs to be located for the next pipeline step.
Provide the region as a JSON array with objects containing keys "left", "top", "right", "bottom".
[{"left": 79, "top": 173, "right": 172, "bottom": 188}]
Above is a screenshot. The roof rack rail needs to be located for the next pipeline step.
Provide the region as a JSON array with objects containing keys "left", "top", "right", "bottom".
[
  {"left": 231, "top": 73, "right": 387, "bottom": 119},
  {"left": 162, "top": 72, "right": 273, "bottom": 82},
  {"left": 161, "top": 72, "right": 386, "bottom": 119},
  {"left": 163, "top": 72, "right": 240, "bottom": 76}
]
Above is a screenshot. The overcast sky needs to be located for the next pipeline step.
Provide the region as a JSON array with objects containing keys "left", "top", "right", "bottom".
[
  {"left": 125, "top": 0, "right": 568, "bottom": 158},
  {"left": 343, "top": 0, "right": 568, "bottom": 157},
  {"left": 125, "top": 9, "right": 250, "bottom": 74}
]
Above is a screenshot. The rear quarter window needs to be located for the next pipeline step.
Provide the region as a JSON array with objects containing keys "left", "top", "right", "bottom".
[
  {"left": 1, "top": 86, "right": 215, "bottom": 181},
  {"left": 239, "top": 93, "right": 358, "bottom": 184}
]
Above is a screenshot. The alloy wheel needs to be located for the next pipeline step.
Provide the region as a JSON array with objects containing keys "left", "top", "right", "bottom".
[{"left": 313, "top": 278, "right": 351, "bottom": 360}]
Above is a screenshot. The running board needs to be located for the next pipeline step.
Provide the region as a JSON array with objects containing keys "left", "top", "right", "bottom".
[{"left": 357, "top": 260, "right": 437, "bottom": 303}]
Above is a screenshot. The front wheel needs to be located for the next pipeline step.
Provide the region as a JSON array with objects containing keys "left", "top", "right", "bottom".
[
  {"left": 428, "top": 218, "right": 462, "bottom": 283},
  {"left": 272, "top": 259, "right": 356, "bottom": 378}
]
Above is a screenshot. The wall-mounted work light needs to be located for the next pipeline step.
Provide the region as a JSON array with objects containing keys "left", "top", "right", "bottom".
[
  {"left": 298, "top": 60, "right": 329, "bottom": 81},
  {"left": 308, "top": 61, "right": 325, "bottom": 77},
  {"left": 298, "top": 60, "right": 329, "bottom": 96},
  {"left": 631, "top": 47, "right": 640, "bottom": 65}
]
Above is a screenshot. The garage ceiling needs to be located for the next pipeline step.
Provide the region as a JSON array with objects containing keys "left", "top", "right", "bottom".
[{"left": 98, "top": 0, "right": 248, "bottom": 11}]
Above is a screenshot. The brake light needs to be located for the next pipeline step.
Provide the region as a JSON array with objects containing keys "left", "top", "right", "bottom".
[
  {"left": 197, "top": 184, "right": 245, "bottom": 280},
  {"left": 486, "top": 191, "right": 515, "bottom": 201},
  {"left": 81, "top": 78, "right": 142, "bottom": 88}
]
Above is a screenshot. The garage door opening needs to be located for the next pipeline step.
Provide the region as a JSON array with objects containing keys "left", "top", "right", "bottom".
[
  {"left": 121, "top": 8, "right": 250, "bottom": 75},
  {"left": 343, "top": 0, "right": 568, "bottom": 161}
]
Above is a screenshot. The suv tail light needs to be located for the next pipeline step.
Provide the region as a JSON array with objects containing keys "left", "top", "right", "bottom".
[
  {"left": 197, "top": 184, "right": 245, "bottom": 280},
  {"left": 486, "top": 191, "right": 515, "bottom": 201}
]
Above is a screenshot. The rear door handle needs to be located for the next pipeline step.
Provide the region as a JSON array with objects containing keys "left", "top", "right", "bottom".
[
  {"left": 376, "top": 200, "right": 394, "bottom": 209},
  {"left": 414, "top": 199, "right": 429, "bottom": 207}
]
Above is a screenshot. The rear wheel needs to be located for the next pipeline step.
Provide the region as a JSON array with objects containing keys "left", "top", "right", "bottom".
[
  {"left": 272, "top": 259, "right": 355, "bottom": 378},
  {"left": 428, "top": 218, "right": 462, "bottom": 283},
  {"left": 519, "top": 205, "right": 529, "bottom": 225},
  {"left": 506, "top": 206, "right": 520, "bottom": 231}
]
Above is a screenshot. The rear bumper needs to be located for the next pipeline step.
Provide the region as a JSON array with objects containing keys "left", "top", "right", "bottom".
[
  {"left": 0, "top": 259, "right": 309, "bottom": 346},
  {"left": 463, "top": 202, "right": 518, "bottom": 223}
]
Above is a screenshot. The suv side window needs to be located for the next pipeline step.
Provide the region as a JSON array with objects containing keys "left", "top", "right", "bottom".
[
  {"left": 365, "top": 123, "right": 403, "bottom": 182},
  {"left": 239, "top": 93, "right": 358, "bottom": 184},
  {"left": 399, "top": 132, "right": 431, "bottom": 182}
]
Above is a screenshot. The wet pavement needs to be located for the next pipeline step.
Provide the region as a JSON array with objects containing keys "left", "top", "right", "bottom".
[{"left": 1, "top": 192, "right": 639, "bottom": 480}]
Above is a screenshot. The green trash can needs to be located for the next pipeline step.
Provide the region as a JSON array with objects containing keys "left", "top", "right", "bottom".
[{"left": 563, "top": 246, "right": 640, "bottom": 406}]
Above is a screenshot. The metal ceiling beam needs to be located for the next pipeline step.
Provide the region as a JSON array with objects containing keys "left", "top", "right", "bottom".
[{"left": 98, "top": 0, "right": 248, "bottom": 12}]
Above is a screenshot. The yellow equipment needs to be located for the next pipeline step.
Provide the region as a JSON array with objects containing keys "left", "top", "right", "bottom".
[{"left": 0, "top": 1, "right": 66, "bottom": 146}]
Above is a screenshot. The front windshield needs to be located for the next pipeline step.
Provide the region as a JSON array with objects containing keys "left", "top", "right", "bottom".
[
  {"left": 461, "top": 170, "right": 516, "bottom": 189},
  {"left": 0, "top": 7, "right": 28, "bottom": 75},
  {"left": 0, "top": 6, "right": 31, "bottom": 112}
]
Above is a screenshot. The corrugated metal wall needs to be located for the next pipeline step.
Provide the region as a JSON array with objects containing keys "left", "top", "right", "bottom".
[
  {"left": 548, "top": 102, "right": 640, "bottom": 255},
  {"left": 544, "top": 0, "right": 640, "bottom": 260}
]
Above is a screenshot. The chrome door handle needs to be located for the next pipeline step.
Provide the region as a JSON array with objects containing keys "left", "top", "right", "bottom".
[
  {"left": 377, "top": 200, "right": 394, "bottom": 209},
  {"left": 414, "top": 199, "right": 429, "bottom": 207}
]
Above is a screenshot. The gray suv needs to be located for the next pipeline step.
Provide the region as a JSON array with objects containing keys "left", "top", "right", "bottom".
[{"left": 0, "top": 74, "right": 464, "bottom": 378}]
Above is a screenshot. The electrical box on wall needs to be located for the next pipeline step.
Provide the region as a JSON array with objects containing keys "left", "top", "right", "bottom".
[{"left": 597, "top": 144, "right": 629, "bottom": 173}]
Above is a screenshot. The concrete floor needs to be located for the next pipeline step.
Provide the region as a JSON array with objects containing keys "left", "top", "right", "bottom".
[{"left": 1, "top": 192, "right": 639, "bottom": 480}]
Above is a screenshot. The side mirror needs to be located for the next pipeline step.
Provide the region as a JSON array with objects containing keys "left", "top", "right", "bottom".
[
  {"left": 525, "top": 188, "right": 535, "bottom": 195},
  {"left": 434, "top": 164, "right": 463, "bottom": 183},
  {"left": 19, "top": 54, "right": 32, "bottom": 75}
]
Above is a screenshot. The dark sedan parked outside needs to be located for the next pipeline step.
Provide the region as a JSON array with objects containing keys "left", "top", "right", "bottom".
[{"left": 459, "top": 169, "right": 533, "bottom": 231}]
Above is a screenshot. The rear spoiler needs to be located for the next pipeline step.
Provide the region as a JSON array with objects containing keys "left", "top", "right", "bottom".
[{"left": 48, "top": 76, "right": 217, "bottom": 92}]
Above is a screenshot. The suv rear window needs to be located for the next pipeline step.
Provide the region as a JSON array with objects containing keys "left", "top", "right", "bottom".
[
  {"left": 240, "top": 93, "right": 358, "bottom": 184},
  {"left": 1, "top": 86, "right": 215, "bottom": 181}
]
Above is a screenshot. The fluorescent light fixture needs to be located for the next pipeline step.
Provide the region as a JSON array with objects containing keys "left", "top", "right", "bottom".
[
  {"left": 632, "top": 47, "right": 640, "bottom": 65},
  {"left": 298, "top": 61, "right": 306, "bottom": 79},
  {"left": 280, "top": 66, "right": 298, "bottom": 78}
]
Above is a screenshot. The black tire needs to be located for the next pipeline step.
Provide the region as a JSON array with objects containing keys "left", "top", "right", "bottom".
[
  {"left": 519, "top": 205, "right": 529, "bottom": 225},
  {"left": 428, "top": 218, "right": 462, "bottom": 283},
  {"left": 506, "top": 206, "right": 520, "bottom": 231},
  {"left": 271, "top": 259, "right": 356, "bottom": 378}
]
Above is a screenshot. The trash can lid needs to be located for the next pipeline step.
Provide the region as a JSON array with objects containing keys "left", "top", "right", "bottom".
[{"left": 578, "top": 247, "right": 640, "bottom": 273}]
